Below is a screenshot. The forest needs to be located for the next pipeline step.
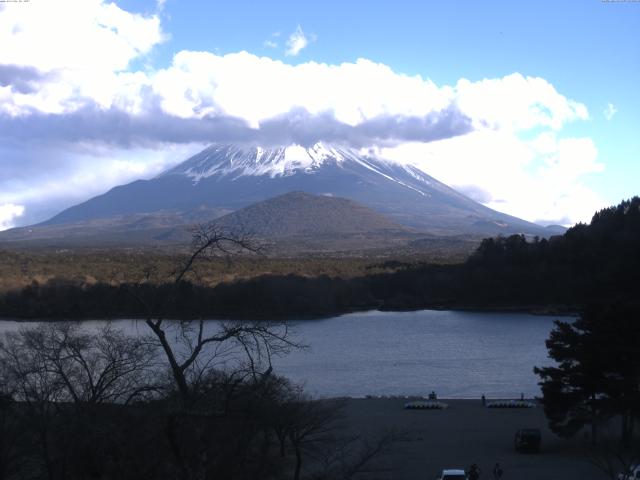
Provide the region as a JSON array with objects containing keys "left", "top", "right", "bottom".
[{"left": 1, "top": 197, "right": 638, "bottom": 320}]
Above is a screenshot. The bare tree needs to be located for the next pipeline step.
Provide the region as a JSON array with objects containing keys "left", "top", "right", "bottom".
[
  {"left": 133, "top": 223, "right": 301, "bottom": 405},
  {"left": 0, "top": 327, "right": 65, "bottom": 480},
  {"left": 0, "top": 392, "right": 26, "bottom": 480},
  {"left": 287, "top": 396, "right": 346, "bottom": 480},
  {"left": 119, "top": 223, "right": 305, "bottom": 480},
  {"left": 1, "top": 322, "right": 158, "bottom": 407},
  {"left": 0, "top": 322, "right": 159, "bottom": 480}
]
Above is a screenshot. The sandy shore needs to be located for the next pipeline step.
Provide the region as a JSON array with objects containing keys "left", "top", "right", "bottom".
[{"left": 341, "top": 398, "right": 608, "bottom": 480}]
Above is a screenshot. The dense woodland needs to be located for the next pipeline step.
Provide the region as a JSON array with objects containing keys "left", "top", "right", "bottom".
[{"left": 1, "top": 197, "right": 639, "bottom": 319}]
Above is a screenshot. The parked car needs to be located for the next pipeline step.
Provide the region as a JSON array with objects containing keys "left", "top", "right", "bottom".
[
  {"left": 514, "top": 428, "right": 541, "bottom": 453},
  {"left": 618, "top": 464, "right": 640, "bottom": 480},
  {"left": 436, "top": 469, "right": 468, "bottom": 480}
]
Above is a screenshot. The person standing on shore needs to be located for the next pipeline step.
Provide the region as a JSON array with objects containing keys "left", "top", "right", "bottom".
[
  {"left": 468, "top": 463, "right": 481, "bottom": 480},
  {"left": 481, "top": 394, "right": 486, "bottom": 406},
  {"left": 493, "top": 462, "right": 503, "bottom": 479}
]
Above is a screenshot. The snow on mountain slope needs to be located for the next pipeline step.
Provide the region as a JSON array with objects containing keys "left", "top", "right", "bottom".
[
  {"left": 161, "top": 143, "right": 395, "bottom": 181},
  {"left": 159, "top": 142, "right": 471, "bottom": 203},
  {"left": 39, "top": 142, "right": 553, "bottom": 237}
]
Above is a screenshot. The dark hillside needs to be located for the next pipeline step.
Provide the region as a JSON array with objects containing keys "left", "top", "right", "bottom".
[
  {"left": 456, "top": 196, "right": 640, "bottom": 307},
  {"left": 214, "top": 191, "right": 409, "bottom": 237}
]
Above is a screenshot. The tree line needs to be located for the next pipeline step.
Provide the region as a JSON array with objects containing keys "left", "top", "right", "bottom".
[
  {"left": 2, "top": 197, "right": 639, "bottom": 319},
  {"left": 525, "top": 198, "right": 640, "bottom": 469}
]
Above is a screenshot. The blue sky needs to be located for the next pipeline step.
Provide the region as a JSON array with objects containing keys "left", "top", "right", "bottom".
[{"left": 0, "top": 0, "right": 638, "bottom": 228}]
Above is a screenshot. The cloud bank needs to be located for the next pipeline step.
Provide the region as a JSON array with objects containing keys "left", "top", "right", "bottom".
[
  {"left": 0, "top": 0, "right": 605, "bottom": 229},
  {"left": 0, "top": 49, "right": 584, "bottom": 148}
]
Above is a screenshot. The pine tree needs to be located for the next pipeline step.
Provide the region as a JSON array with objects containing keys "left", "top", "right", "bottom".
[{"left": 535, "top": 304, "right": 640, "bottom": 445}]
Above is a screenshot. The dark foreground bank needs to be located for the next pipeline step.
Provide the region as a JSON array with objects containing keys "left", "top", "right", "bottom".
[{"left": 341, "top": 398, "right": 611, "bottom": 480}]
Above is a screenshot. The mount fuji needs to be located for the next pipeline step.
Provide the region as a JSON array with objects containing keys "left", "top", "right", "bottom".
[
  {"left": 40, "top": 142, "right": 555, "bottom": 236},
  {"left": 1, "top": 142, "right": 563, "bottom": 249}
]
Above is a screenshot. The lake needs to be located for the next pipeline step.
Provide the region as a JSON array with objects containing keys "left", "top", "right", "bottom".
[
  {"left": 274, "top": 309, "right": 561, "bottom": 399},
  {"left": 0, "top": 309, "right": 564, "bottom": 399}
]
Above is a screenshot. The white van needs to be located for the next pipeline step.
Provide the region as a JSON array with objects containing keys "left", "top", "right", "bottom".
[{"left": 436, "top": 469, "right": 468, "bottom": 480}]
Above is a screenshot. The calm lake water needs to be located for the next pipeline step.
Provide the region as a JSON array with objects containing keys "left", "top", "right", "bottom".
[
  {"left": 274, "top": 309, "right": 561, "bottom": 399},
  {"left": 0, "top": 309, "right": 564, "bottom": 399}
]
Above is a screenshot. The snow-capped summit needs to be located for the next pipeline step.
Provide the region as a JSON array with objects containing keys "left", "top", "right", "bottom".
[
  {"left": 160, "top": 143, "right": 398, "bottom": 181},
  {"left": 41, "top": 142, "right": 554, "bottom": 237},
  {"left": 158, "top": 142, "right": 463, "bottom": 202}
]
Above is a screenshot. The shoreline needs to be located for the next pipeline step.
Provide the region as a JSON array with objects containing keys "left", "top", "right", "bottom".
[{"left": 0, "top": 303, "right": 579, "bottom": 322}]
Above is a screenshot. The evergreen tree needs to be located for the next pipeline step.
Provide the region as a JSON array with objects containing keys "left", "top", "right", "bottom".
[{"left": 535, "top": 304, "right": 640, "bottom": 445}]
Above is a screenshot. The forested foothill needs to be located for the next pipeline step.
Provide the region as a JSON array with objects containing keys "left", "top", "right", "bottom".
[{"left": 1, "top": 197, "right": 638, "bottom": 320}]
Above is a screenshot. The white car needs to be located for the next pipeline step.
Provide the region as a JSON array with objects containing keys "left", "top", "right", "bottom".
[
  {"left": 436, "top": 469, "right": 468, "bottom": 480},
  {"left": 618, "top": 465, "right": 640, "bottom": 480}
]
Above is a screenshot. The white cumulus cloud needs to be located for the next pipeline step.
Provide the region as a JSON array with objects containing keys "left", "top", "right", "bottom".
[
  {"left": 0, "top": 0, "right": 163, "bottom": 73},
  {"left": 285, "top": 25, "right": 312, "bottom": 56},
  {"left": 0, "top": 203, "right": 25, "bottom": 231},
  {"left": 0, "top": 0, "right": 164, "bottom": 118},
  {"left": 455, "top": 74, "right": 589, "bottom": 131},
  {"left": 149, "top": 52, "right": 456, "bottom": 128},
  {"left": 381, "top": 130, "right": 605, "bottom": 225}
]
